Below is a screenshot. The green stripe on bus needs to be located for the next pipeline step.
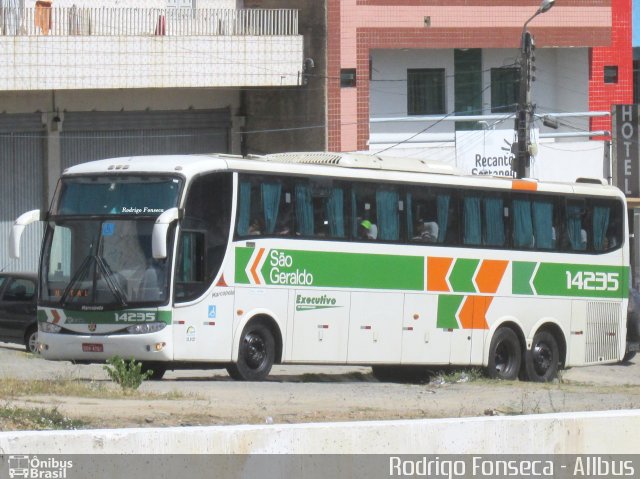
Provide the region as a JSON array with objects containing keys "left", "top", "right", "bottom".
[
  {"left": 437, "top": 295, "right": 463, "bottom": 329},
  {"left": 512, "top": 261, "right": 536, "bottom": 295},
  {"left": 235, "top": 247, "right": 424, "bottom": 290},
  {"left": 38, "top": 309, "right": 172, "bottom": 325},
  {"left": 513, "top": 262, "right": 629, "bottom": 298},
  {"left": 235, "top": 247, "right": 253, "bottom": 284},
  {"left": 449, "top": 258, "right": 480, "bottom": 293}
]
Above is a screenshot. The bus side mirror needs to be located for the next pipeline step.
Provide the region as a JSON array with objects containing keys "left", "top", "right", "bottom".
[
  {"left": 10, "top": 209, "right": 42, "bottom": 259},
  {"left": 152, "top": 207, "right": 180, "bottom": 259}
]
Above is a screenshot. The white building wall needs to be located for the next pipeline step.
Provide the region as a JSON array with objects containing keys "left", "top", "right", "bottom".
[
  {"left": 551, "top": 48, "right": 590, "bottom": 136},
  {"left": 0, "top": 35, "right": 302, "bottom": 91},
  {"left": 370, "top": 49, "right": 455, "bottom": 142},
  {"left": 368, "top": 47, "right": 597, "bottom": 175},
  {"left": 50, "top": 1, "right": 242, "bottom": 8}
]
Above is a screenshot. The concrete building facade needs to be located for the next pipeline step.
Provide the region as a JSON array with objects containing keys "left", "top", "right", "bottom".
[{"left": 0, "top": 0, "right": 325, "bottom": 270}]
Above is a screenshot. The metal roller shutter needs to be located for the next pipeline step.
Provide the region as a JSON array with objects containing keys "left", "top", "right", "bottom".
[
  {"left": 0, "top": 114, "right": 45, "bottom": 272},
  {"left": 61, "top": 108, "right": 231, "bottom": 169}
]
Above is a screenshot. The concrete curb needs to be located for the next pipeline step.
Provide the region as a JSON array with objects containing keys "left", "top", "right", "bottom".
[{"left": 0, "top": 409, "right": 637, "bottom": 454}]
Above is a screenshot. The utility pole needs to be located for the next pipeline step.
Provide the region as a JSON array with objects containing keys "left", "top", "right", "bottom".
[
  {"left": 515, "top": 32, "right": 535, "bottom": 179},
  {"left": 512, "top": 0, "right": 555, "bottom": 179}
]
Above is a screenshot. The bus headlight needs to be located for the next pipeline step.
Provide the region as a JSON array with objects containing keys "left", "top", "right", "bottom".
[
  {"left": 39, "top": 322, "right": 62, "bottom": 334},
  {"left": 126, "top": 322, "right": 166, "bottom": 335}
]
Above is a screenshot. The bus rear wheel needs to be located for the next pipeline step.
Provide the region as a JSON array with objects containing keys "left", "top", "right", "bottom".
[
  {"left": 227, "top": 322, "right": 275, "bottom": 381},
  {"left": 486, "top": 327, "right": 521, "bottom": 380},
  {"left": 523, "top": 330, "right": 559, "bottom": 382}
]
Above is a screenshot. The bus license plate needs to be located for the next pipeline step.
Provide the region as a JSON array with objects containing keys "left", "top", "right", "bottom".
[{"left": 82, "top": 343, "right": 103, "bottom": 353}]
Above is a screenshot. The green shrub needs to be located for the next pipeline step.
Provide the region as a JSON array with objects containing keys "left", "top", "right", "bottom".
[{"left": 103, "top": 356, "right": 152, "bottom": 391}]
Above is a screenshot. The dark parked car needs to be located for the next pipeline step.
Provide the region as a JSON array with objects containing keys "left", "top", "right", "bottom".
[{"left": 0, "top": 272, "right": 38, "bottom": 353}]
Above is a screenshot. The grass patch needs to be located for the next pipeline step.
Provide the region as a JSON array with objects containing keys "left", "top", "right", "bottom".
[
  {"left": 431, "top": 367, "right": 486, "bottom": 385},
  {"left": 0, "top": 405, "right": 87, "bottom": 430},
  {"left": 0, "top": 378, "right": 192, "bottom": 400}
]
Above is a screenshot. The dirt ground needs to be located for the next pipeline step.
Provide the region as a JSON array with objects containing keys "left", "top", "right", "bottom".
[{"left": 1, "top": 342, "right": 639, "bottom": 429}]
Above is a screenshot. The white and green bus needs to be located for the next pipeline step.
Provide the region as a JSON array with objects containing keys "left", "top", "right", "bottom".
[{"left": 10, "top": 152, "right": 633, "bottom": 381}]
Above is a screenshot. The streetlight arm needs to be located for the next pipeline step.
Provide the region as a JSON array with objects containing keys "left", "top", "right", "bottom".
[{"left": 521, "top": 0, "right": 555, "bottom": 49}]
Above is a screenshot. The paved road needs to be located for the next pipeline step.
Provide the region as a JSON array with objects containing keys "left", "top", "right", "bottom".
[
  {"left": 1, "top": 340, "right": 639, "bottom": 386},
  {"left": 1, "top": 340, "right": 639, "bottom": 428}
]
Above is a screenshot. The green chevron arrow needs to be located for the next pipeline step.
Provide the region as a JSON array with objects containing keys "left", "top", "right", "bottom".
[{"left": 448, "top": 258, "right": 480, "bottom": 293}]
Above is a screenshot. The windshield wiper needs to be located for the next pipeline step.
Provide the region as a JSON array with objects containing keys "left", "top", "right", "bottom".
[
  {"left": 60, "top": 254, "right": 93, "bottom": 307},
  {"left": 95, "top": 256, "right": 128, "bottom": 308}
]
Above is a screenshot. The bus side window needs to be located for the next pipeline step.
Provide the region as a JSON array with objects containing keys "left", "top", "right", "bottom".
[
  {"left": 237, "top": 176, "right": 292, "bottom": 237},
  {"left": 293, "top": 180, "right": 346, "bottom": 239},
  {"left": 375, "top": 186, "right": 400, "bottom": 241},
  {"left": 463, "top": 195, "right": 482, "bottom": 246},
  {"left": 482, "top": 194, "right": 505, "bottom": 247},
  {"left": 175, "top": 230, "right": 205, "bottom": 301},
  {"left": 177, "top": 172, "right": 232, "bottom": 302},
  {"left": 323, "top": 185, "right": 346, "bottom": 239},
  {"left": 566, "top": 200, "right": 588, "bottom": 252},
  {"left": 512, "top": 196, "right": 534, "bottom": 249},
  {"left": 531, "top": 198, "right": 556, "bottom": 250},
  {"left": 594, "top": 200, "right": 622, "bottom": 252},
  {"left": 351, "top": 183, "right": 377, "bottom": 240},
  {"left": 407, "top": 187, "right": 439, "bottom": 244}
]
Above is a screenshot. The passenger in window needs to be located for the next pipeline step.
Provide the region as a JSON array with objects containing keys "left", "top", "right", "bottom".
[
  {"left": 277, "top": 209, "right": 293, "bottom": 235},
  {"left": 606, "top": 220, "right": 620, "bottom": 250},
  {"left": 413, "top": 221, "right": 439, "bottom": 243},
  {"left": 248, "top": 218, "right": 263, "bottom": 236},
  {"left": 360, "top": 220, "right": 378, "bottom": 240}
]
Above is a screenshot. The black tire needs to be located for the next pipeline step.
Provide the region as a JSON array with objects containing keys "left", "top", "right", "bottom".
[
  {"left": 141, "top": 363, "right": 167, "bottom": 380},
  {"left": 486, "top": 327, "right": 521, "bottom": 380},
  {"left": 523, "top": 330, "right": 560, "bottom": 382},
  {"left": 24, "top": 326, "right": 38, "bottom": 354},
  {"left": 227, "top": 322, "right": 275, "bottom": 381},
  {"left": 621, "top": 351, "right": 637, "bottom": 363}
]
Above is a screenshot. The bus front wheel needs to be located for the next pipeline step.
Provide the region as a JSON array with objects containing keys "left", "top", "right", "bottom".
[
  {"left": 486, "top": 327, "right": 521, "bottom": 380},
  {"left": 523, "top": 330, "right": 559, "bottom": 382},
  {"left": 141, "top": 363, "right": 166, "bottom": 380},
  {"left": 227, "top": 322, "right": 275, "bottom": 381}
]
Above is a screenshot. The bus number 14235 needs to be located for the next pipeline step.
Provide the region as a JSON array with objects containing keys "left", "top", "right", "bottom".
[{"left": 566, "top": 271, "right": 619, "bottom": 291}]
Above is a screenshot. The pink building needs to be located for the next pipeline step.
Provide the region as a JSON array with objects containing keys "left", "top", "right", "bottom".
[{"left": 328, "top": 0, "right": 632, "bottom": 153}]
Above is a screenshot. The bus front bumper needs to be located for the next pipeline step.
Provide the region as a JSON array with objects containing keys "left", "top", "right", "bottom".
[{"left": 37, "top": 328, "right": 173, "bottom": 362}]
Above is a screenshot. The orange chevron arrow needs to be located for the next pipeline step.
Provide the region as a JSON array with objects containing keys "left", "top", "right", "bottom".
[
  {"left": 458, "top": 296, "right": 492, "bottom": 330},
  {"left": 427, "top": 256, "right": 452, "bottom": 292},
  {"left": 250, "top": 248, "right": 265, "bottom": 284},
  {"left": 475, "top": 260, "right": 508, "bottom": 294}
]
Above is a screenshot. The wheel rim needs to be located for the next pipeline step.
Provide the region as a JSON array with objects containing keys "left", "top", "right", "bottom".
[
  {"left": 244, "top": 332, "right": 266, "bottom": 370},
  {"left": 494, "top": 341, "right": 514, "bottom": 375},
  {"left": 28, "top": 332, "right": 38, "bottom": 353},
  {"left": 532, "top": 341, "right": 553, "bottom": 376}
]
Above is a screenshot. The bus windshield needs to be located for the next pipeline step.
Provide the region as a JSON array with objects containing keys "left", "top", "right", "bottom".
[
  {"left": 54, "top": 175, "right": 181, "bottom": 216},
  {"left": 41, "top": 218, "right": 174, "bottom": 308}
]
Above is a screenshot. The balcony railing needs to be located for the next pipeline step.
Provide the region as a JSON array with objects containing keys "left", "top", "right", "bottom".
[{"left": 0, "top": 7, "right": 298, "bottom": 36}]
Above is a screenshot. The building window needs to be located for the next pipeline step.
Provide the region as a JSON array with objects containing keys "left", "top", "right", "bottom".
[
  {"left": 604, "top": 66, "right": 618, "bottom": 84},
  {"left": 407, "top": 69, "right": 446, "bottom": 115},
  {"left": 491, "top": 67, "right": 520, "bottom": 113},
  {"left": 340, "top": 69, "right": 356, "bottom": 88},
  {"left": 454, "top": 49, "right": 482, "bottom": 131}
]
